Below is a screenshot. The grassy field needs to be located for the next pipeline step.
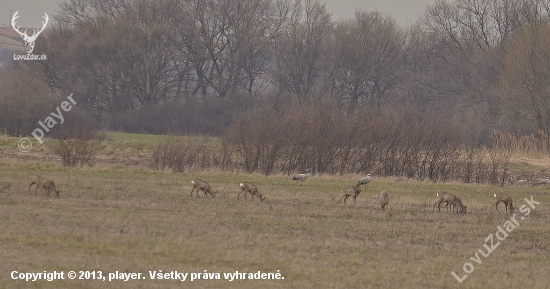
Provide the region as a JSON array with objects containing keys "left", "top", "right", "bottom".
[{"left": 0, "top": 134, "right": 549, "bottom": 288}]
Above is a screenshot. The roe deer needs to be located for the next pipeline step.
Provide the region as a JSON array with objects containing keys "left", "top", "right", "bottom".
[
  {"left": 380, "top": 190, "right": 389, "bottom": 210},
  {"left": 239, "top": 182, "right": 264, "bottom": 201},
  {"left": 444, "top": 194, "right": 464, "bottom": 213},
  {"left": 433, "top": 192, "right": 466, "bottom": 214},
  {"left": 190, "top": 179, "right": 217, "bottom": 198},
  {"left": 27, "top": 173, "right": 60, "bottom": 197},
  {"left": 491, "top": 192, "right": 514, "bottom": 213},
  {"left": 338, "top": 185, "right": 361, "bottom": 205}
]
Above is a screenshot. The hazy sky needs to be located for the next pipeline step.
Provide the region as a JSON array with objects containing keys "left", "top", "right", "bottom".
[{"left": 0, "top": 0, "right": 437, "bottom": 28}]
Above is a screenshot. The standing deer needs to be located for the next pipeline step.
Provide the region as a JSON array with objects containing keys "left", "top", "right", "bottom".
[
  {"left": 433, "top": 192, "right": 467, "bottom": 214},
  {"left": 338, "top": 185, "right": 361, "bottom": 205},
  {"left": 190, "top": 179, "right": 217, "bottom": 198},
  {"left": 491, "top": 192, "right": 514, "bottom": 213},
  {"left": 239, "top": 182, "right": 264, "bottom": 201},
  {"left": 27, "top": 173, "right": 60, "bottom": 197},
  {"left": 11, "top": 11, "right": 49, "bottom": 54},
  {"left": 380, "top": 190, "right": 389, "bottom": 210}
]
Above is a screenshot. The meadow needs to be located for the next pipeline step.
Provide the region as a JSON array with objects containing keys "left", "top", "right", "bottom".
[{"left": 0, "top": 134, "right": 549, "bottom": 289}]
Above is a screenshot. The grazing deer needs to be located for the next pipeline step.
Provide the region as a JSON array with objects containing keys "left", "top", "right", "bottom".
[
  {"left": 190, "top": 179, "right": 217, "bottom": 198},
  {"left": 444, "top": 194, "right": 464, "bottom": 213},
  {"left": 433, "top": 192, "right": 466, "bottom": 214},
  {"left": 338, "top": 185, "right": 361, "bottom": 205},
  {"left": 380, "top": 190, "right": 389, "bottom": 210},
  {"left": 239, "top": 182, "right": 264, "bottom": 201},
  {"left": 491, "top": 192, "right": 514, "bottom": 213},
  {"left": 27, "top": 173, "right": 60, "bottom": 197}
]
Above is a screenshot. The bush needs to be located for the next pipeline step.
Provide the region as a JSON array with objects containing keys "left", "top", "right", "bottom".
[
  {"left": 222, "top": 101, "right": 510, "bottom": 184},
  {"left": 51, "top": 108, "right": 104, "bottom": 167},
  {"left": 151, "top": 137, "right": 233, "bottom": 173}
]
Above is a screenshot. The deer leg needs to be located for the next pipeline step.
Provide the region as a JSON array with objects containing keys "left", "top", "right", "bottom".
[
  {"left": 439, "top": 200, "right": 447, "bottom": 212},
  {"left": 28, "top": 182, "right": 35, "bottom": 194}
]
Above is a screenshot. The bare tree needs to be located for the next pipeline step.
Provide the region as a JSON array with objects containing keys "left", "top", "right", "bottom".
[
  {"left": 328, "top": 11, "right": 404, "bottom": 106},
  {"left": 273, "top": 0, "right": 331, "bottom": 100},
  {"left": 39, "top": 0, "right": 180, "bottom": 119},
  {"left": 174, "top": 0, "right": 289, "bottom": 98},
  {"left": 500, "top": 20, "right": 550, "bottom": 153}
]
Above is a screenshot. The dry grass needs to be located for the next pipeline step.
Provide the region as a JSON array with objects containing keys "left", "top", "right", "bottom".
[{"left": 0, "top": 163, "right": 549, "bottom": 289}]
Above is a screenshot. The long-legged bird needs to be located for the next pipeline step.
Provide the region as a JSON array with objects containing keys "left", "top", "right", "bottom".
[
  {"left": 357, "top": 174, "right": 372, "bottom": 187},
  {"left": 293, "top": 169, "right": 310, "bottom": 186}
]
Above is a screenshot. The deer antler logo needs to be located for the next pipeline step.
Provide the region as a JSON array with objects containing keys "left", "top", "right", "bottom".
[{"left": 11, "top": 11, "right": 49, "bottom": 54}]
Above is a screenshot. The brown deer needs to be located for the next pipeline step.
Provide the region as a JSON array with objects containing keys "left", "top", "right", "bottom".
[
  {"left": 27, "top": 173, "right": 60, "bottom": 197},
  {"left": 239, "top": 182, "right": 264, "bottom": 201},
  {"left": 491, "top": 192, "right": 514, "bottom": 213},
  {"left": 444, "top": 194, "right": 464, "bottom": 213},
  {"left": 338, "top": 185, "right": 361, "bottom": 205},
  {"left": 433, "top": 192, "right": 467, "bottom": 214},
  {"left": 190, "top": 179, "right": 217, "bottom": 198},
  {"left": 380, "top": 190, "right": 389, "bottom": 210}
]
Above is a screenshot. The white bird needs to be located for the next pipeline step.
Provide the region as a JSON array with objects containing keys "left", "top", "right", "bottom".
[
  {"left": 293, "top": 169, "right": 310, "bottom": 186},
  {"left": 357, "top": 174, "right": 372, "bottom": 186}
]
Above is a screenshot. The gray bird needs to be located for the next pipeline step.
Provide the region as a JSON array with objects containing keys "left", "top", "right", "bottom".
[
  {"left": 535, "top": 177, "right": 550, "bottom": 185},
  {"left": 514, "top": 179, "right": 528, "bottom": 185},
  {"left": 293, "top": 169, "right": 310, "bottom": 186},
  {"left": 357, "top": 174, "right": 372, "bottom": 186}
]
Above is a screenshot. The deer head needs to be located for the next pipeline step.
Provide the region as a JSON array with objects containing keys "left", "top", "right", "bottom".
[{"left": 11, "top": 11, "right": 49, "bottom": 54}]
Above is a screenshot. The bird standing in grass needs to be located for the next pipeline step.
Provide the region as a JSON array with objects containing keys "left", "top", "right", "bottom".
[
  {"left": 357, "top": 174, "right": 372, "bottom": 187},
  {"left": 293, "top": 169, "right": 310, "bottom": 186}
]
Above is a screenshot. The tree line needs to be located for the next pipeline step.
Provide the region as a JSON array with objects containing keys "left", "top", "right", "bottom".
[{"left": 2, "top": 0, "right": 550, "bottom": 177}]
